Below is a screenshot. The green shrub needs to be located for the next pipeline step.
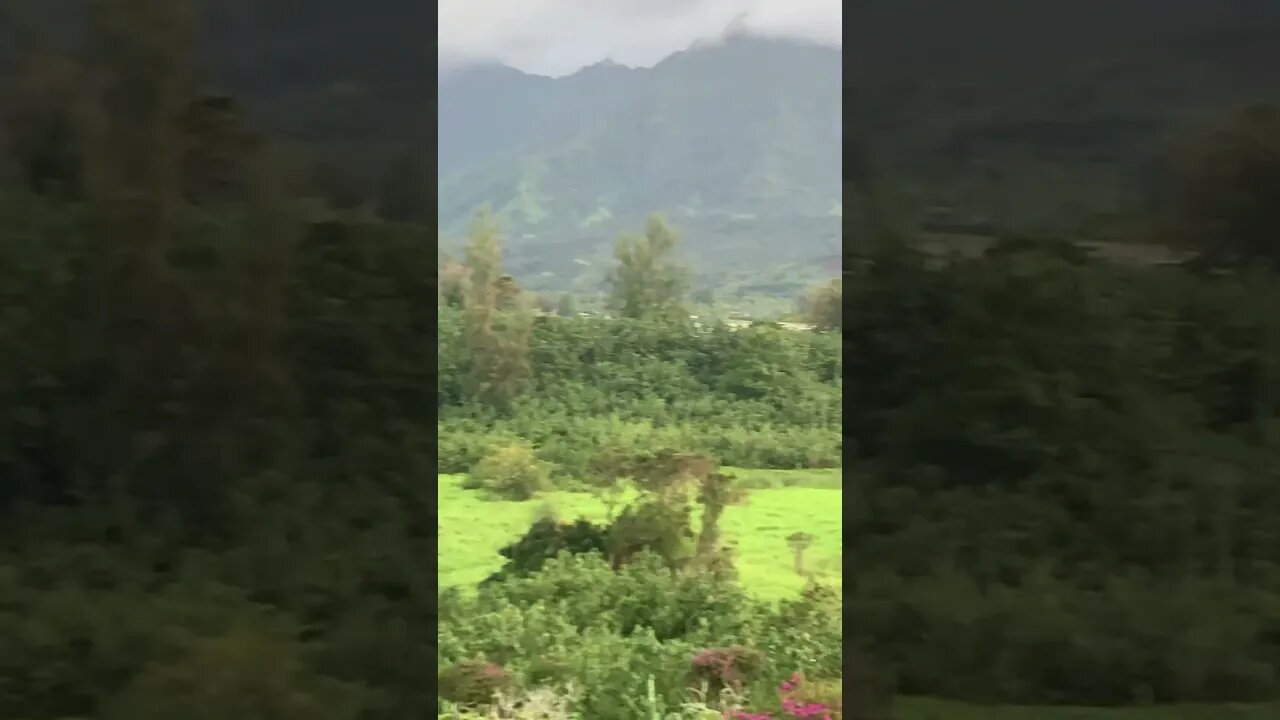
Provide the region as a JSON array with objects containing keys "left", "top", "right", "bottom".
[
  {"left": 0, "top": 563, "right": 312, "bottom": 720},
  {"left": 525, "top": 657, "right": 575, "bottom": 688},
  {"left": 437, "top": 553, "right": 786, "bottom": 720},
  {"left": 437, "top": 309, "right": 842, "bottom": 482},
  {"left": 607, "top": 499, "right": 696, "bottom": 571},
  {"left": 466, "top": 444, "right": 552, "bottom": 500},
  {"left": 439, "top": 426, "right": 524, "bottom": 474},
  {"left": 843, "top": 568, "right": 1280, "bottom": 705},
  {"left": 759, "top": 581, "right": 843, "bottom": 681},
  {"left": 102, "top": 625, "right": 364, "bottom": 720}
]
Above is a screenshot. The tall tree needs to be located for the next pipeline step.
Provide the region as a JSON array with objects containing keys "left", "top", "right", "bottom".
[
  {"left": 464, "top": 207, "right": 501, "bottom": 315},
  {"left": 802, "top": 277, "right": 842, "bottom": 330},
  {"left": 437, "top": 252, "right": 470, "bottom": 308},
  {"left": 607, "top": 214, "right": 689, "bottom": 320},
  {"left": 494, "top": 274, "right": 521, "bottom": 311},
  {"left": 694, "top": 470, "right": 746, "bottom": 567},
  {"left": 462, "top": 207, "right": 530, "bottom": 407},
  {"left": 72, "top": 0, "right": 199, "bottom": 517},
  {"left": 81, "top": 0, "right": 194, "bottom": 249},
  {"left": 72, "top": 0, "right": 295, "bottom": 533}
]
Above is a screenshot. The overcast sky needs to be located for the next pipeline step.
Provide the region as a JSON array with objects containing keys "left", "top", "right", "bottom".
[{"left": 439, "top": 0, "right": 841, "bottom": 77}]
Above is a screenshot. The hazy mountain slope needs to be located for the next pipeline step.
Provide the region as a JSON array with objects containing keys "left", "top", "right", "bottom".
[
  {"left": 848, "top": 0, "right": 1280, "bottom": 237},
  {"left": 16, "top": 1, "right": 1275, "bottom": 282},
  {"left": 437, "top": 36, "right": 842, "bottom": 288}
]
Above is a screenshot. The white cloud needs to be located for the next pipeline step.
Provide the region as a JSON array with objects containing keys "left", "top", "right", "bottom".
[{"left": 438, "top": 0, "right": 841, "bottom": 77}]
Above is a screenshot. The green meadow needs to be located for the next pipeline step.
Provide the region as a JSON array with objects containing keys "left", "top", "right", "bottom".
[
  {"left": 439, "top": 469, "right": 1280, "bottom": 720},
  {"left": 437, "top": 468, "right": 843, "bottom": 602}
]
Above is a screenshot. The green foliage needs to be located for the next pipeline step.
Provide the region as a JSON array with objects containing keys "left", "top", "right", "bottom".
[
  {"left": 760, "top": 583, "right": 844, "bottom": 682},
  {"left": 467, "top": 444, "right": 553, "bottom": 501},
  {"left": 831, "top": 239, "right": 1280, "bottom": 705},
  {"left": 845, "top": 243, "right": 1280, "bottom": 584},
  {"left": 608, "top": 215, "right": 690, "bottom": 321},
  {"left": 438, "top": 553, "right": 843, "bottom": 720},
  {"left": 0, "top": 555, "right": 368, "bottom": 719},
  {"left": 102, "top": 625, "right": 364, "bottom": 720},
  {"left": 607, "top": 499, "right": 695, "bottom": 572},
  {"left": 438, "top": 310, "right": 842, "bottom": 478},
  {"left": 485, "top": 518, "right": 612, "bottom": 584},
  {"left": 460, "top": 207, "right": 534, "bottom": 408},
  {"left": 442, "top": 446, "right": 844, "bottom": 717},
  {"left": 484, "top": 453, "right": 744, "bottom": 584},
  {"left": 842, "top": 569, "right": 1280, "bottom": 705},
  {"left": 437, "top": 472, "right": 843, "bottom": 602}
]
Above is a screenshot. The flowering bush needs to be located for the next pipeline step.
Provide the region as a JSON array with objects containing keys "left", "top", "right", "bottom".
[
  {"left": 785, "top": 678, "right": 843, "bottom": 720},
  {"left": 759, "top": 582, "right": 842, "bottom": 679},
  {"left": 726, "top": 673, "right": 841, "bottom": 720},
  {"left": 438, "top": 554, "right": 846, "bottom": 719}
]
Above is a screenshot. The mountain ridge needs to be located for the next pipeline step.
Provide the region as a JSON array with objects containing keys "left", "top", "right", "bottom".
[{"left": 437, "top": 35, "right": 842, "bottom": 292}]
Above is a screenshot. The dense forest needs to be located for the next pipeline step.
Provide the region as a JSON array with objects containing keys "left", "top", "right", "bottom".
[
  {"left": 842, "top": 8, "right": 1280, "bottom": 698},
  {"left": 2, "top": 0, "right": 1280, "bottom": 718},
  {"left": 1, "top": 1, "right": 436, "bottom": 717}
]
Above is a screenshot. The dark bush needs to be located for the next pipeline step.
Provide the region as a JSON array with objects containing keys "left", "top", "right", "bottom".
[
  {"left": 690, "top": 645, "right": 767, "bottom": 694},
  {"left": 437, "top": 660, "right": 514, "bottom": 707},
  {"left": 483, "top": 517, "right": 611, "bottom": 585}
]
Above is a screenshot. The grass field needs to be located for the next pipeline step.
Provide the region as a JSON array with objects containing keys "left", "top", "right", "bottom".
[
  {"left": 439, "top": 468, "right": 1280, "bottom": 719},
  {"left": 437, "top": 467, "right": 843, "bottom": 602},
  {"left": 896, "top": 697, "right": 1280, "bottom": 719}
]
